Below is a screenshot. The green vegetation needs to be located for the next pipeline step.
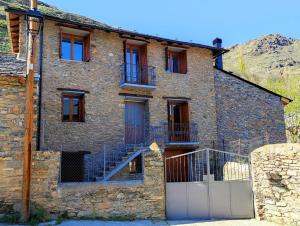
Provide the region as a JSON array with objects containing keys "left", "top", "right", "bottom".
[
  {"left": 263, "top": 75, "right": 300, "bottom": 116},
  {"left": 0, "top": 211, "right": 21, "bottom": 224},
  {"left": 0, "top": 6, "right": 9, "bottom": 52},
  {"left": 238, "top": 49, "right": 246, "bottom": 76},
  {"left": 29, "top": 208, "right": 49, "bottom": 226},
  {"left": 224, "top": 34, "right": 300, "bottom": 141}
]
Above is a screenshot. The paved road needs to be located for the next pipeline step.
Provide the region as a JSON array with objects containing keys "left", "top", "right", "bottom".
[
  {"left": 34, "top": 219, "right": 279, "bottom": 226},
  {"left": 0, "top": 219, "right": 280, "bottom": 226}
]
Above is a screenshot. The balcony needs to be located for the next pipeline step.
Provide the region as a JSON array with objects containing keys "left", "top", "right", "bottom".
[
  {"left": 151, "top": 122, "right": 200, "bottom": 147},
  {"left": 120, "top": 63, "right": 156, "bottom": 89}
]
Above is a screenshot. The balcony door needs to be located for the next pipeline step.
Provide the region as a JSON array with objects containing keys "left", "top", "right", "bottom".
[
  {"left": 125, "top": 43, "right": 148, "bottom": 85},
  {"left": 125, "top": 101, "right": 145, "bottom": 144},
  {"left": 167, "top": 101, "right": 190, "bottom": 142}
]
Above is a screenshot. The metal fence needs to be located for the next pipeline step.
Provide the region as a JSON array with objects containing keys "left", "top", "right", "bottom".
[
  {"left": 56, "top": 134, "right": 272, "bottom": 183},
  {"left": 59, "top": 143, "right": 146, "bottom": 183},
  {"left": 165, "top": 148, "right": 250, "bottom": 183}
]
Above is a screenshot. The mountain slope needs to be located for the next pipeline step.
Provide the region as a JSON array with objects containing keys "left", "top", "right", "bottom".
[
  {"left": 223, "top": 34, "right": 300, "bottom": 80},
  {"left": 223, "top": 34, "right": 300, "bottom": 142}
]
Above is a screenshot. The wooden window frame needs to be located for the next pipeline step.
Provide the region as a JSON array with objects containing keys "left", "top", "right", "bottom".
[
  {"left": 60, "top": 32, "right": 91, "bottom": 62},
  {"left": 166, "top": 49, "right": 187, "bottom": 74},
  {"left": 126, "top": 44, "right": 141, "bottom": 82},
  {"left": 61, "top": 93, "right": 85, "bottom": 122},
  {"left": 168, "top": 51, "right": 180, "bottom": 73}
]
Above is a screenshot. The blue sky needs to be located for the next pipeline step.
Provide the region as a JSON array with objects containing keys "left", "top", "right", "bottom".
[{"left": 42, "top": 0, "right": 300, "bottom": 47}]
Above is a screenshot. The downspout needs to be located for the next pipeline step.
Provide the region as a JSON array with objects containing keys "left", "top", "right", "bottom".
[{"left": 36, "top": 22, "right": 44, "bottom": 150}]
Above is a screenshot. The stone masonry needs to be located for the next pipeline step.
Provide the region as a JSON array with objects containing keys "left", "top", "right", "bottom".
[
  {"left": 251, "top": 144, "right": 300, "bottom": 226},
  {"left": 34, "top": 18, "right": 218, "bottom": 151},
  {"left": 0, "top": 76, "right": 25, "bottom": 214},
  {"left": 30, "top": 148, "right": 165, "bottom": 219},
  {"left": 215, "top": 69, "right": 287, "bottom": 153}
]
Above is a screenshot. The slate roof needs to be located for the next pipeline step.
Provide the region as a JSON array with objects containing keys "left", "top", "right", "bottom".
[
  {"left": 216, "top": 68, "right": 293, "bottom": 103},
  {"left": 3, "top": 0, "right": 227, "bottom": 56},
  {"left": 0, "top": 52, "right": 26, "bottom": 76},
  {"left": 0, "top": 0, "right": 112, "bottom": 28}
]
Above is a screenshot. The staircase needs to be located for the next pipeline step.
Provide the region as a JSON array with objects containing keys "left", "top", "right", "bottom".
[{"left": 84, "top": 144, "right": 148, "bottom": 182}]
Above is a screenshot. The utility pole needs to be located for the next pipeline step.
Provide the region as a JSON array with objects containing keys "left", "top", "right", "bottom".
[{"left": 22, "top": 0, "right": 38, "bottom": 221}]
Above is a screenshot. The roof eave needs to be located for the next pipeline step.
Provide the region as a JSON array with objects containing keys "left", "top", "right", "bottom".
[{"left": 4, "top": 6, "right": 227, "bottom": 56}]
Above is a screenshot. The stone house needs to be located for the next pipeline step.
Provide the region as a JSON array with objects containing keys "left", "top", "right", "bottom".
[
  {"left": 0, "top": 3, "right": 294, "bottom": 220},
  {"left": 2, "top": 3, "right": 292, "bottom": 184}
]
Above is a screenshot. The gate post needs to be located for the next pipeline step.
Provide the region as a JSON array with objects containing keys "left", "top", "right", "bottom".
[{"left": 206, "top": 148, "right": 211, "bottom": 219}]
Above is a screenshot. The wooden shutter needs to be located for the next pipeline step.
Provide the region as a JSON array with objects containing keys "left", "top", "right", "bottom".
[
  {"left": 59, "top": 30, "right": 62, "bottom": 58},
  {"left": 123, "top": 40, "right": 127, "bottom": 81},
  {"left": 84, "top": 34, "right": 91, "bottom": 62},
  {"left": 123, "top": 40, "right": 127, "bottom": 64},
  {"left": 165, "top": 47, "right": 169, "bottom": 71},
  {"left": 140, "top": 44, "right": 148, "bottom": 84},
  {"left": 180, "top": 50, "right": 187, "bottom": 74},
  {"left": 180, "top": 102, "right": 190, "bottom": 141}
]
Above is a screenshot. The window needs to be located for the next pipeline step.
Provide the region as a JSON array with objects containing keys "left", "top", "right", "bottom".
[
  {"left": 166, "top": 48, "right": 187, "bottom": 74},
  {"left": 126, "top": 45, "right": 140, "bottom": 83},
  {"left": 62, "top": 94, "right": 85, "bottom": 122},
  {"left": 123, "top": 42, "right": 148, "bottom": 85},
  {"left": 60, "top": 32, "right": 90, "bottom": 62}
]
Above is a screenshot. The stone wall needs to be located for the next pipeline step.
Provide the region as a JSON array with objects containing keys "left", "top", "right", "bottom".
[
  {"left": 0, "top": 76, "right": 25, "bottom": 214},
  {"left": 30, "top": 149, "right": 165, "bottom": 219},
  {"left": 251, "top": 144, "right": 300, "bottom": 226},
  {"left": 35, "top": 20, "right": 218, "bottom": 152},
  {"left": 214, "top": 69, "right": 287, "bottom": 154},
  {"left": 0, "top": 74, "right": 38, "bottom": 215}
]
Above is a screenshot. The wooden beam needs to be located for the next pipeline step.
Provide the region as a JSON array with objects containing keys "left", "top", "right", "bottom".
[
  {"left": 162, "top": 96, "right": 191, "bottom": 101},
  {"left": 9, "top": 17, "right": 20, "bottom": 22},
  {"left": 9, "top": 20, "right": 20, "bottom": 27},
  {"left": 57, "top": 88, "right": 90, "bottom": 93},
  {"left": 22, "top": 0, "right": 38, "bottom": 222},
  {"left": 118, "top": 92, "right": 153, "bottom": 98},
  {"left": 55, "top": 22, "right": 94, "bottom": 32}
]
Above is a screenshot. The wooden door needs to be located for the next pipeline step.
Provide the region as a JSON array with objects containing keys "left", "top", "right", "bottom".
[
  {"left": 168, "top": 101, "right": 190, "bottom": 142},
  {"left": 125, "top": 101, "right": 145, "bottom": 144},
  {"left": 125, "top": 44, "right": 148, "bottom": 85}
]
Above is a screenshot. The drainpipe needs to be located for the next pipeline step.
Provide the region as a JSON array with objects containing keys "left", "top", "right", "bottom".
[{"left": 36, "top": 22, "right": 44, "bottom": 151}]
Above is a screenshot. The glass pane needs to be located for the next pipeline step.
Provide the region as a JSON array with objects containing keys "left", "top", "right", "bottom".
[
  {"left": 74, "top": 40, "right": 83, "bottom": 61},
  {"left": 167, "top": 54, "right": 170, "bottom": 73},
  {"left": 126, "top": 48, "right": 131, "bottom": 82},
  {"left": 62, "top": 38, "right": 71, "bottom": 60},
  {"left": 172, "top": 55, "right": 179, "bottom": 73},
  {"left": 72, "top": 98, "right": 80, "bottom": 121},
  {"left": 63, "top": 97, "right": 70, "bottom": 121},
  {"left": 132, "top": 48, "right": 139, "bottom": 82}
]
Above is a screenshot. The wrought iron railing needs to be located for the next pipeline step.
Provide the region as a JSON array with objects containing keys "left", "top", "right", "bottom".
[
  {"left": 120, "top": 63, "right": 156, "bottom": 87},
  {"left": 150, "top": 122, "right": 199, "bottom": 145},
  {"left": 165, "top": 148, "right": 250, "bottom": 183},
  {"left": 59, "top": 143, "right": 145, "bottom": 183}
]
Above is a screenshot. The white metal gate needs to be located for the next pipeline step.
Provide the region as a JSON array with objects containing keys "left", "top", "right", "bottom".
[{"left": 165, "top": 148, "right": 254, "bottom": 220}]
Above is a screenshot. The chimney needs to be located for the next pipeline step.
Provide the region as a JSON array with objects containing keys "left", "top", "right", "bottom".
[{"left": 213, "top": 38, "right": 223, "bottom": 70}]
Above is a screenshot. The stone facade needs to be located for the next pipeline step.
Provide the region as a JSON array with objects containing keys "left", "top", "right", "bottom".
[
  {"left": 0, "top": 76, "right": 25, "bottom": 214},
  {"left": 251, "top": 144, "right": 300, "bottom": 226},
  {"left": 34, "top": 19, "right": 218, "bottom": 152},
  {"left": 30, "top": 149, "right": 165, "bottom": 219},
  {"left": 214, "top": 69, "right": 287, "bottom": 153}
]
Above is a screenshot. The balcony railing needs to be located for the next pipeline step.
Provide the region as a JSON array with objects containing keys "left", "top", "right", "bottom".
[
  {"left": 150, "top": 122, "right": 199, "bottom": 145},
  {"left": 120, "top": 63, "right": 156, "bottom": 88}
]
